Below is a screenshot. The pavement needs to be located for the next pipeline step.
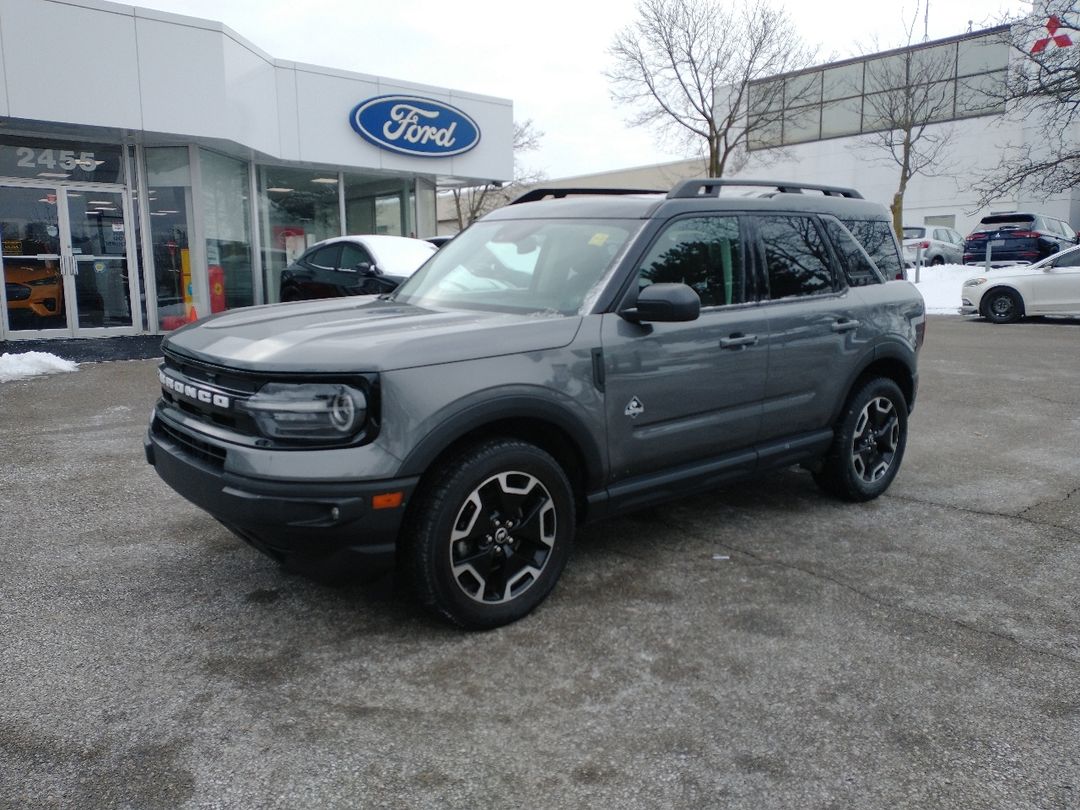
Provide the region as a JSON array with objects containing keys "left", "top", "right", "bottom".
[{"left": 1, "top": 314, "right": 1078, "bottom": 809}]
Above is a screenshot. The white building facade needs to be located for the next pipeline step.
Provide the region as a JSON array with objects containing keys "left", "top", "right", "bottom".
[
  {"left": 731, "top": 21, "right": 1080, "bottom": 238},
  {"left": 0, "top": 0, "right": 513, "bottom": 341}
]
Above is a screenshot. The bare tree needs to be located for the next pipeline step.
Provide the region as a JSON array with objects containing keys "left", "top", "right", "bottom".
[
  {"left": 974, "top": 5, "right": 1080, "bottom": 206},
  {"left": 447, "top": 120, "right": 546, "bottom": 230},
  {"left": 853, "top": 9, "right": 960, "bottom": 239},
  {"left": 606, "top": 0, "right": 817, "bottom": 178}
]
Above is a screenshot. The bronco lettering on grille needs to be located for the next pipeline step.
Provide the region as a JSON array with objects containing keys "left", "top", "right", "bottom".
[{"left": 159, "top": 369, "right": 231, "bottom": 409}]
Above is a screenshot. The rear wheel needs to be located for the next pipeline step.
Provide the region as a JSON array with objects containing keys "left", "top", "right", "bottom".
[
  {"left": 814, "top": 378, "right": 908, "bottom": 502},
  {"left": 983, "top": 289, "right": 1023, "bottom": 324},
  {"left": 404, "top": 438, "right": 574, "bottom": 630},
  {"left": 931, "top": 255, "right": 945, "bottom": 266}
]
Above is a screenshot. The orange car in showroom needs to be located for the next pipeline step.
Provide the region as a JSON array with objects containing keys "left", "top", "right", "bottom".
[{"left": 5, "top": 262, "right": 64, "bottom": 320}]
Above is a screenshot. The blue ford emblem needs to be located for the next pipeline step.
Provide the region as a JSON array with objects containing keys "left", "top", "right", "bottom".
[{"left": 349, "top": 95, "right": 481, "bottom": 157}]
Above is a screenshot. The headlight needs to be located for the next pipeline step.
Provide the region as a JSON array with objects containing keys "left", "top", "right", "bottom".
[
  {"left": 239, "top": 383, "right": 367, "bottom": 441},
  {"left": 963, "top": 277, "right": 987, "bottom": 287}
]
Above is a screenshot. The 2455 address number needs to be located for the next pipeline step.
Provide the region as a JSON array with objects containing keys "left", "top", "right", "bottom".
[{"left": 15, "top": 147, "right": 99, "bottom": 171}]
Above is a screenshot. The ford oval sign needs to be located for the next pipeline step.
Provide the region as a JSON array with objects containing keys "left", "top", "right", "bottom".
[{"left": 349, "top": 95, "right": 481, "bottom": 158}]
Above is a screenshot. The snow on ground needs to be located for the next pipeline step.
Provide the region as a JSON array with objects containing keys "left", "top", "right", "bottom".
[
  {"left": 907, "top": 262, "right": 1034, "bottom": 315},
  {"left": 0, "top": 352, "right": 79, "bottom": 383}
]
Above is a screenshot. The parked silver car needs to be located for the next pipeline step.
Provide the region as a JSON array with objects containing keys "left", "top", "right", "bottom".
[{"left": 902, "top": 225, "right": 964, "bottom": 266}]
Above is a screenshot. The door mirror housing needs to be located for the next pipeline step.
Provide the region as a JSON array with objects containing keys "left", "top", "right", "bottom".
[
  {"left": 353, "top": 261, "right": 379, "bottom": 277},
  {"left": 621, "top": 283, "right": 701, "bottom": 323}
]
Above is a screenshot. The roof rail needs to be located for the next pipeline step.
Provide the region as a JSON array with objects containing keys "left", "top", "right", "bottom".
[
  {"left": 667, "top": 179, "right": 864, "bottom": 200},
  {"left": 510, "top": 187, "right": 666, "bottom": 205}
]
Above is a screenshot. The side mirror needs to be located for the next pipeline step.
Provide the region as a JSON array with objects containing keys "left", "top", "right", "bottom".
[
  {"left": 621, "top": 282, "right": 700, "bottom": 323},
  {"left": 353, "top": 262, "right": 379, "bottom": 277}
]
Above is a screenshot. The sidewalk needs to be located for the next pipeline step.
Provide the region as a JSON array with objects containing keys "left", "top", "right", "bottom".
[{"left": 0, "top": 334, "right": 164, "bottom": 363}]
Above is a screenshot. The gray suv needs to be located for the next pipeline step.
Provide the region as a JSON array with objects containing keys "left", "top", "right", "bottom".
[{"left": 146, "top": 179, "right": 925, "bottom": 629}]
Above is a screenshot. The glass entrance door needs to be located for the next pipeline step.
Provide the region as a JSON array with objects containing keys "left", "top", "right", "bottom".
[{"left": 0, "top": 183, "right": 139, "bottom": 338}]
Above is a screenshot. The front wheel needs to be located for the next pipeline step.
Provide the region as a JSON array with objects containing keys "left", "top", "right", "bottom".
[
  {"left": 404, "top": 439, "right": 575, "bottom": 630},
  {"left": 983, "top": 289, "right": 1023, "bottom": 324},
  {"left": 814, "top": 378, "right": 908, "bottom": 502}
]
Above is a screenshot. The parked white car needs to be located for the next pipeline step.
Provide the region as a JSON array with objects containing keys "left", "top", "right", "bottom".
[
  {"left": 960, "top": 243, "right": 1080, "bottom": 322},
  {"left": 902, "top": 225, "right": 964, "bottom": 266}
]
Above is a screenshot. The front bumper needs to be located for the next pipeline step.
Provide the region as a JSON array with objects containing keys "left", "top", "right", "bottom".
[{"left": 145, "top": 418, "right": 418, "bottom": 575}]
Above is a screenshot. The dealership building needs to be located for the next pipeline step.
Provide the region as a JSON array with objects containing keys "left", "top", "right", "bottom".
[
  {"left": 546, "top": 17, "right": 1079, "bottom": 244},
  {"left": 0, "top": 0, "right": 513, "bottom": 342}
]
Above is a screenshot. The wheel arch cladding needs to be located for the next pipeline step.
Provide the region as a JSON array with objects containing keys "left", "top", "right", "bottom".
[
  {"left": 838, "top": 353, "right": 916, "bottom": 421},
  {"left": 398, "top": 397, "right": 605, "bottom": 510}
]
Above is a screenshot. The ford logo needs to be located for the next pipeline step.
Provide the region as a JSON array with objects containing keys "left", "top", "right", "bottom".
[{"left": 349, "top": 95, "right": 481, "bottom": 157}]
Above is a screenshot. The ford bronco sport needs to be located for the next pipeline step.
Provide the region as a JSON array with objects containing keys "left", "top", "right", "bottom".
[{"left": 146, "top": 179, "right": 925, "bottom": 629}]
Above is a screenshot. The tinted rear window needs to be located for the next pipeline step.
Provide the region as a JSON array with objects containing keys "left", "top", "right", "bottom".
[
  {"left": 975, "top": 215, "right": 1035, "bottom": 231},
  {"left": 841, "top": 218, "right": 903, "bottom": 280},
  {"left": 902, "top": 227, "right": 925, "bottom": 239}
]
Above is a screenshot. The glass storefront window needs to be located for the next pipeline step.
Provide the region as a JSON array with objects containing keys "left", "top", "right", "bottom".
[
  {"left": 344, "top": 174, "right": 409, "bottom": 237},
  {"left": 201, "top": 149, "right": 254, "bottom": 312},
  {"left": 145, "top": 147, "right": 195, "bottom": 330},
  {"left": 258, "top": 166, "right": 341, "bottom": 303}
]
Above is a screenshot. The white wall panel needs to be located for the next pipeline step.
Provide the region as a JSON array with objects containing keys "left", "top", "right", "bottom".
[
  {"left": 2, "top": 0, "right": 141, "bottom": 128},
  {"left": 0, "top": 0, "right": 514, "bottom": 183},
  {"left": 222, "top": 37, "right": 279, "bottom": 156},
  {"left": 135, "top": 14, "right": 228, "bottom": 140}
]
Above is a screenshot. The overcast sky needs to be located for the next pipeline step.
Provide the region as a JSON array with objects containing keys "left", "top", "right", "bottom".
[{"left": 133, "top": 0, "right": 1031, "bottom": 179}]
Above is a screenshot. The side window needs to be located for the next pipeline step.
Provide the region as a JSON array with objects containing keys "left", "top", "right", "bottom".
[
  {"left": 1061, "top": 221, "right": 1077, "bottom": 242},
  {"left": 933, "top": 228, "right": 950, "bottom": 242},
  {"left": 304, "top": 244, "right": 340, "bottom": 271},
  {"left": 840, "top": 218, "right": 903, "bottom": 281},
  {"left": 822, "top": 218, "right": 883, "bottom": 287},
  {"left": 759, "top": 215, "right": 836, "bottom": 300},
  {"left": 339, "top": 243, "right": 372, "bottom": 270},
  {"left": 1053, "top": 248, "right": 1080, "bottom": 267},
  {"left": 637, "top": 216, "right": 747, "bottom": 307}
]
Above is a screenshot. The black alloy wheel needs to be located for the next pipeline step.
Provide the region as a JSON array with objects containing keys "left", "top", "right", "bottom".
[
  {"left": 405, "top": 438, "right": 574, "bottom": 629},
  {"left": 983, "top": 289, "right": 1023, "bottom": 324},
  {"left": 814, "top": 377, "right": 908, "bottom": 502}
]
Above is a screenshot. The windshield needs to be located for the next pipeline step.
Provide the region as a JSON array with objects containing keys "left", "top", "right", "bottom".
[{"left": 392, "top": 218, "right": 639, "bottom": 314}]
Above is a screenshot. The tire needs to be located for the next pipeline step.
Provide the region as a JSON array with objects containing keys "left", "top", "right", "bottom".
[
  {"left": 983, "top": 289, "right": 1023, "bottom": 324},
  {"left": 813, "top": 378, "right": 908, "bottom": 502},
  {"left": 931, "top": 255, "right": 945, "bottom": 266},
  {"left": 404, "top": 438, "right": 575, "bottom": 630}
]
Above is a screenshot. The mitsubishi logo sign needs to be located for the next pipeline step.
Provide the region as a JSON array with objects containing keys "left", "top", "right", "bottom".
[{"left": 1031, "top": 15, "right": 1074, "bottom": 53}]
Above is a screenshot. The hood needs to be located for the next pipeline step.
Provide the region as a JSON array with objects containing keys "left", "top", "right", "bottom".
[{"left": 163, "top": 297, "right": 582, "bottom": 373}]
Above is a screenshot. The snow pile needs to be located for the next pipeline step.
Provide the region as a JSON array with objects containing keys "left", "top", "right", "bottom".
[
  {"left": 907, "top": 262, "right": 1033, "bottom": 315},
  {"left": 0, "top": 352, "right": 79, "bottom": 383}
]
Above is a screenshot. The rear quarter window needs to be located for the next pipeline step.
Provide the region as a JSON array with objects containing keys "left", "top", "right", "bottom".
[{"left": 840, "top": 218, "right": 903, "bottom": 281}]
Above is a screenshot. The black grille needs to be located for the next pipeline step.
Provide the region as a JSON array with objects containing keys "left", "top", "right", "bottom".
[{"left": 154, "top": 419, "right": 227, "bottom": 469}]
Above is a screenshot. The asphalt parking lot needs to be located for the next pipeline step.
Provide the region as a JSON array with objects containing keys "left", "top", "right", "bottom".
[{"left": 2, "top": 314, "right": 1078, "bottom": 809}]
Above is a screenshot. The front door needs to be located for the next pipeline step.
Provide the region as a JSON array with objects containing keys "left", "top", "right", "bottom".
[{"left": 0, "top": 183, "right": 140, "bottom": 338}]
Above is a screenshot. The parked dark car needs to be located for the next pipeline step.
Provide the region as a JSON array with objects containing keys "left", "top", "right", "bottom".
[
  {"left": 279, "top": 235, "right": 437, "bottom": 301},
  {"left": 963, "top": 213, "right": 1078, "bottom": 266}
]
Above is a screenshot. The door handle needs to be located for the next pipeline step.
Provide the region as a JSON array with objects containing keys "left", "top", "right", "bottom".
[
  {"left": 719, "top": 333, "right": 758, "bottom": 349},
  {"left": 831, "top": 319, "right": 860, "bottom": 333}
]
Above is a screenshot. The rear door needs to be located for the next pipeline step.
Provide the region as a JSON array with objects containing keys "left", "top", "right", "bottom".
[
  {"left": 754, "top": 214, "right": 868, "bottom": 445},
  {"left": 601, "top": 214, "right": 766, "bottom": 483}
]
